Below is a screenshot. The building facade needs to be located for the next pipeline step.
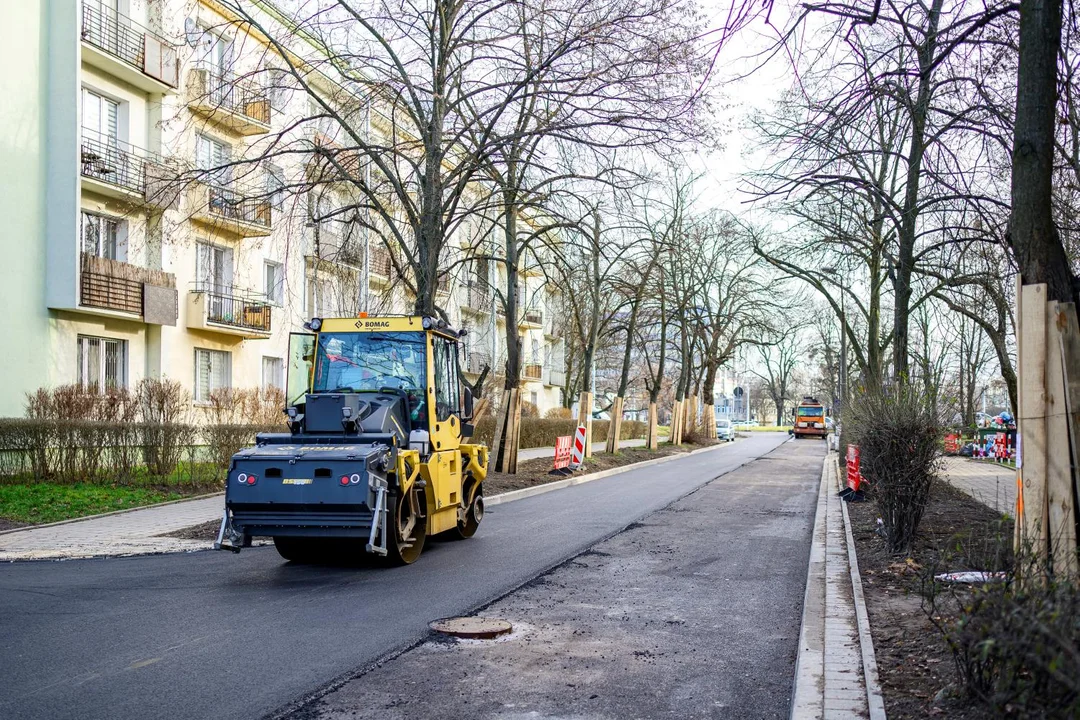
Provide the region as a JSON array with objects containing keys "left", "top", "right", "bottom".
[{"left": 0, "top": 0, "right": 565, "bottom": 416}]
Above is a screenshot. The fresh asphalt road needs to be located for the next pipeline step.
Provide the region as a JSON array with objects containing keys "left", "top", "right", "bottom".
[{"left": 0, "top": 433, "right": 792, "bottom": 720}]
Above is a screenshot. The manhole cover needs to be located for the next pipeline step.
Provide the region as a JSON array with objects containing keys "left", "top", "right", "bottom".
[{"left": 430, "top": 617, "right": 513, "bottom": 639}]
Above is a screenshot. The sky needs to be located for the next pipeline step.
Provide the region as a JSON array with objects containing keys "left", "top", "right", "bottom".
[{"left": 688, "top": 0, "right": 800, "bottom": 218}]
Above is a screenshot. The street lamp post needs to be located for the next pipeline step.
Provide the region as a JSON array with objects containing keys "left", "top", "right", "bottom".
[{"left": 822, "top": 267, "right": 847, "bottom": 425}]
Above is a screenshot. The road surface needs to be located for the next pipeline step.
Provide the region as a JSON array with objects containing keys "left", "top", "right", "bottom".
[{"left": 0, "top": 433, "right": 804, "bottom": 720}]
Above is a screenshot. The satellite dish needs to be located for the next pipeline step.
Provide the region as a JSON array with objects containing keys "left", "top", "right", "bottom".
[{"left": 184, "top": 18, "right": 200, "bottom": 47}]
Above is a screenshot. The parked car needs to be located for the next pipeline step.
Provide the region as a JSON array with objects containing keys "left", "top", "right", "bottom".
[{"left": 716, "top": 418, "right": 735, "bottom": 442}]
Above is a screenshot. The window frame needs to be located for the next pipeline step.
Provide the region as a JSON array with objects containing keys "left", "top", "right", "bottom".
[
  {"left": 77, "top": 335, "right": 127, "bottom": 390},
  {"left": 81, "top": 211, "right": 124, "bottom": 261},
  {"left": 262, "top": 355, "right": 284, "bottom": 391},
  {"left": 194, "top": 348, "right": 232, "bottom": 403},
  {"left": 263, "top": 260, "right": 283, "bottom": 305}
]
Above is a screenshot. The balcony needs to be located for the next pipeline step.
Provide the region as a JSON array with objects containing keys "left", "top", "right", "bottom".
[
  {"left": 186, "top": 68, "right": 271, "bottom": 135},
  {"left": 462, "top": 284, "right": 491, "bottom": 315},
  {"left": 188, "top": 182, "right": 272, "bottom": 237},
  {"left": 79, "top": 253, "right": 178, "bottom": 325},
  {"left": 524, "top": 363, "right": 543, "bottom": 381},
  {"left": 187, "top": 286, "right": 272, "bottom": 338},
  {"left": 80, "top": 131, "right": 178, "bottom": 209},
  {"left": 518, "top": 307, "right": 543, "bottom": 328},
  {"left": 369, "top": 246, "right": 393, "bottom": 286},
  {"left": 545, "top": 367, "right": 566, "bottom": 387},
  {"left": 465, "top": 352, "right": 491, "bottom": 376},
  {"left": 80, "top": 1, "right": 178, "bottom": 93},
  {"left": 306, "top": 131, "right": 365, "bottom": 185}
]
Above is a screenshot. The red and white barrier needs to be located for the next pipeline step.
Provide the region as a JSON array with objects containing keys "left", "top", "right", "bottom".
[
  {"left": 569, "top": 425, "right": 587, "bottom": 469},
  {"left": 554, "top": 435, "right": 572, "bottom": 470}
]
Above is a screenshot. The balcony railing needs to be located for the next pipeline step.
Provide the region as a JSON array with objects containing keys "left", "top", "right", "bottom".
[
  {"left": 466, "top": 352, "right": 491, "bottom": 375},
  {"left": 521, "top": 308, "right": 543, "bottom": 326},
  {"left": 465, "top": 284, "right": 490, "bottom": 311},
  {"left": 545, "top": 368, "right": 566, "bottom": 387},
  {"left": 79, "top": 253, "right": 177, "bottom": 323},
  {"left": 192, "top": 285, "right": 272, "bottom": 334},
  {"left": 370, "top": 246, "right": 393, "bottom": 278},
  {"left": 80, "top": 130, "right": 171, "bottom": 198},
  {"left": 524, "top": 363, "right": 543, "bottom": 380},
  {"left": 187, "top": 68, "right": 271, "bottom": 132},
  {"left": 208, "top": 185, "right": 272, "bottom": 229},
  {"left": 81, "top": 1, "right": 178, "bottom": 87}
]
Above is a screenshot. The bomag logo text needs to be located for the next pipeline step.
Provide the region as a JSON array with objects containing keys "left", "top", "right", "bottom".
[{"left": 355, "top": 320, "right": 391, "bottom": 329}]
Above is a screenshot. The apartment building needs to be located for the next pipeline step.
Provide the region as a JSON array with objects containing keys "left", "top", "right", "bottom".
[{"left": 0, "top": 0, "right": 565, "bottom": 416}]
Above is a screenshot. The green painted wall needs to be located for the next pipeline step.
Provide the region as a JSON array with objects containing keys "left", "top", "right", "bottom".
[{"left": 0, "top": 1, "right": 76, "bottom": 415}]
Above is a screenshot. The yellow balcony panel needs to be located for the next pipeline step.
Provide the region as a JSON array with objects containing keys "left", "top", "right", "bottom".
[
  {"left": 187, "top": 289, "right": 272, "bottom": 338},
  {"left": 188, "top": 183, "right": 272, "bottom": 238},
  {"left": 186, "top": 68, "right": 271, "bottom": 136}
]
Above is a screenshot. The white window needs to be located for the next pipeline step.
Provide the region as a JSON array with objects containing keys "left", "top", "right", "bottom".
[
  {"left": 195, "top": 348, "right": 231, "bottom": 402},
  {"left": 264, "top": 260, "right": 283, "bottom": 304},
  {"left": 530, "top": 391, "right": 538, "bottom": 407},
  {"left": 262, "top": 356, "right": 284, "bottom": 390},
  {"left": 77, "top": 335, "right": 126, "bottom": 390},
  {"left": 266, "top": 164, "right": 285, "bottom": 209},
  {"left": 196, "top": 243, "right": 233, "bottom": 294},
  {"left": 81, "top": 89, "right": 118, "bottom": 143},
  {"left": 195, "top": 26, "right": 231, "bottom": 74},
  {"left": 196, "top": 133, "right": 231, "bottom": 185},
  {"left": 81, "top": 212, "right": 123, "bottom": 260}
]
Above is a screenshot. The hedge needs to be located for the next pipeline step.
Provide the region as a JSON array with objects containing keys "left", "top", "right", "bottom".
[
  {"left": 471, "top": 418, "right": 647, "bottom": 449},
  {"left": 0, "top": 419, "right": 280, "bottom": 485},
  {"left": 0, "top": 416, "right": 648, "bottom": 485}
]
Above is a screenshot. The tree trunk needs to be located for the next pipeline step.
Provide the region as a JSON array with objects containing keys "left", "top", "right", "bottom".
[
  {"left": 577, "top": 391, "right": 593, "bottom": 458},
  {"left": 607, "top": 396, "right": 624, "bottom": 453},
  {"left": 1010, "top": 0, "right": 1075, "bottom": 304},
  {"left": 893, "top": 0, "right": 944, "bottom": 379}
]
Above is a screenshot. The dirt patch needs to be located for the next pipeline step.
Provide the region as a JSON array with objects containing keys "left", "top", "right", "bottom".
[
  {"left": 159, "top": 519, "right": 222, "bottom": 541},
  {"left": 0, "top": 518, "right": 30, "bottom": 532},
  {"left": 483, "top": 442, "right": 714, "bottom": 495},
  {"left": 849, "top": 477, "right": 1012, "bottom": 719}
]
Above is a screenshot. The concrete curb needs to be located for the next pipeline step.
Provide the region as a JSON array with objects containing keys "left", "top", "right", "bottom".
[
  {"left": 485, "top": 441, "right": 734, "bottom": 507},
  {"left": 836, "top": 456, "right": 887, "bottom": 720},
  {"left": 0, "top": 491, "right": 224, "bottom": 537},
  {"left": 789, "top": 456, "right": 829, "bottom": 719}
]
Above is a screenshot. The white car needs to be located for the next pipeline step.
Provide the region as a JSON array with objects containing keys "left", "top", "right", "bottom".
[{"left": 716, "top": 418, "right": 735, "bottom": 441}]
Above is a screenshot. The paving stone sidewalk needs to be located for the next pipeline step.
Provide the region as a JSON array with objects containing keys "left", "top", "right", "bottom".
[
  {"left": 791, "top": 455, "right": 885, "bottom": 720},
  {"left": 941, "top": 457, "right": 1016, "bottom": 516},
  {"left": 0, "top": 494, "right": 225, "bottom": 561}
]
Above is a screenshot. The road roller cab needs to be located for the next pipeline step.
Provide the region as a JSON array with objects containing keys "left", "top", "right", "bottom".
[{"left": 214, "top": 315, "right": 488, "bottom": 565}]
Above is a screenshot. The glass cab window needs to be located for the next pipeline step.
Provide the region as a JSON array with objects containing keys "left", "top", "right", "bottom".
[{"left": 312, "top": 332, "right": 426, "bottom": 395}]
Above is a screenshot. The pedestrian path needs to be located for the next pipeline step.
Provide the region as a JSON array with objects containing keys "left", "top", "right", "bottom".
[
  {"left": 0, "top": 495, "right": 224, "bottom": 561},
  {"left": 0, "top": 436, "right": 668, "bottom": 561},
  {"left": 791, "top": 454, "right": 884, "bottom": 720},
  {"left": 941, "top": 457, "right": 1016, "bottom": 516}
]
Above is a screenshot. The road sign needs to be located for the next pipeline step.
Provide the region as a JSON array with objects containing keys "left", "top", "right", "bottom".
[{"left": 734, "top": 386, "right": 744, "bottom": 398}]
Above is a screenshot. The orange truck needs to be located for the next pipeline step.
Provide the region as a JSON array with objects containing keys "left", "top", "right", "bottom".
[{"left": 793, "top": 397, "right": 827, "bottom": 439}]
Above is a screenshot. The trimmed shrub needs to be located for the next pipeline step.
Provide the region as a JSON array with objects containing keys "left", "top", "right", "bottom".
[
  {"left": 472, "top": 417, "right": 647, "bottom": 450},
  {"left": 849, "top": 385, "right": 941, "bottom": 553},
  {"left": 203, "top": 423, "right": 279, "bottom": 469},
  {"left": 938, "top": 573, "right": 1080, "bottom": 715},
  {"left": 205, "top": 387, "right": 286, "bottom": 427},
  {"left": 545, "top": 407, "right": 572, "bottom": 419},
  {"left": 520, "top": 401, "right": 539, "bottom": 419}
]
